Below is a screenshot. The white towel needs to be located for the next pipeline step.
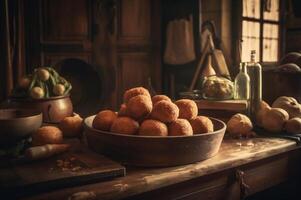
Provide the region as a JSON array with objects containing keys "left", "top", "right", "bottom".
[{"left": 164, "top": 15, "right": 196, "bottom": 65}]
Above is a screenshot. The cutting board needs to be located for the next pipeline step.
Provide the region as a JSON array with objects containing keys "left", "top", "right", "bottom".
[{"left": 0, "top": 141, "right": 125, "bottom": 198}]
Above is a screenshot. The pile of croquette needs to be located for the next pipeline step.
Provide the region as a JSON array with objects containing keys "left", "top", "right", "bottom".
[{"left": 92, "top": 87, "right": 214, "bottom": 136}]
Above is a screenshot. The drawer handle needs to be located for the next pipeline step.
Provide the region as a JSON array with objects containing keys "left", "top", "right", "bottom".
[{"left": 236, "top": 169, "right": 250, "bottom": 199}]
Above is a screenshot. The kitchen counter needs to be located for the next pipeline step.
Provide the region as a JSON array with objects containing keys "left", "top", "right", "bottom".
[{"left": 24, "top": 137, "right": 301, "bottom": 200}]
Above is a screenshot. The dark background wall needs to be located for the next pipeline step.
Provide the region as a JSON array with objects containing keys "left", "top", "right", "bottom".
[{"left": 0, "top": 0, "right": 301, "bottom": 107}]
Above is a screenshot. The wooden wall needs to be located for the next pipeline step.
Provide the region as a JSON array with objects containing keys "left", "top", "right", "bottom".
[
  {"left": 22, "top": 0, "right": 161, "bottom": 113},
  {"left": 285, "top": 0, "right": 301, "bottom": 53}
]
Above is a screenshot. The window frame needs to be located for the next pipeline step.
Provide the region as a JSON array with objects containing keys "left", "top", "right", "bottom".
[{"left": 238, "top": 0, "right": 285, "bottom": 66}]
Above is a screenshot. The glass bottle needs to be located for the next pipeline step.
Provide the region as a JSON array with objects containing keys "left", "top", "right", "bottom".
[
  {"left": 247, "top": 50, "right": 262, "bottom": 122},
  {"left": 234, "top": 63, "right": 250, "bottom": 100}
]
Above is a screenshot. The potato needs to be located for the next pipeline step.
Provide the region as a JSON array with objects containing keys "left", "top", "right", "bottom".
[
  {"left": 272, "top": 96, "right": 301, "bottom": 119},
  {"left": 285, "top": 117, "right": 301, "bottom": 134},
  {"left": 256, "top": 100, "right": 271, "bottom": 127},
  {"left": 227, "top": 114, "right": 253, "bottom": 136},
  {"left": 262, "top": 108, "right": 289, "bottom": 132},
  {"left": 32, "top": 126, "right": 63, "bottom": 146},
  {"left": 59, "top": 115, "right": 83, "bottom": 137}
]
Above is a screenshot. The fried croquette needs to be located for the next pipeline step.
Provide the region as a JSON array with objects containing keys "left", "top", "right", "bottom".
[
  {"left": 190, "top": 116, "right": 214, "bottom": 134},
  {"left": 118, "top": 103, "right": 128, "bottom": 116},
  {"left": 32, "top": 126, "right": 63, "bottom": 146},
  {"left": 59, "top": 114, "right": 83, "bottom": 138},
  {"left": 151, "top": 100, "right": 179, "bottom": 123},
  {"left": 123, "top": 87, "right": 151, "bottom": 103},
  {"left": 152, "top": 95, "right": 171, "bottom": 105},
  {"left": 175, "top": 99, "right": 198, "bottom": 120},
  {"left": 139, "top": 119, "right": 168, "bottom": 136},
  {"left": 110, "top": 117, "right": 139, "bottom": 135},
  {"left": 168, "top": 119, "right": 193, "bottom": 136},
  {"left": 93, "top": 110, "right": 117, "bottom": 131},
  {"left": 127, "top": 95, "right": 153, "bottom": 119}
]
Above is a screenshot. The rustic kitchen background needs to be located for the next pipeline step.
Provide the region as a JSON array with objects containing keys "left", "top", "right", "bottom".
[{"left": 1, "top": 0, "right": 301, "bottom": 116}]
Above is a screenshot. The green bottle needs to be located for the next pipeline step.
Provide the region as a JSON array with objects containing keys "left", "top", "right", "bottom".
[{"left": 234, "top": 62, "right": 250, "bottom": 100}]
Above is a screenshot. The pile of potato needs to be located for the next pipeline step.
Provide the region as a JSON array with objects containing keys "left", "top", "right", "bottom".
[
  {"left": 257, "top": 96, "right": 301, "bottom": 134},
  {"left": 92, "top": 87, "right": 214, "bottom": 136},
  {"left": 227, "top": 96, "right": 301, "bottom": 137},
  {"left": 25, "top": 114, "right": 83, "bottom": 160}
]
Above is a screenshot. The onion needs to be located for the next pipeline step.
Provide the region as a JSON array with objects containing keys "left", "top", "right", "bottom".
[
  {"left": 19, "top": 77, "right": 31, "bottom": 89},
  {"left": 53, "top": 84, "right": 65, "bottom": 96},
  {"left": 30, "top": 87, "right": 44, "bottom": 99},
  {"left": 37, "top": 68, "right": 50, "bottom": 81}
]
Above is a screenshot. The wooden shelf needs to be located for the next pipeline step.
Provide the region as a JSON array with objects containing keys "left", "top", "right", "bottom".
[{"left": 195, "top": 99, "right": 248, "bottom": 111}]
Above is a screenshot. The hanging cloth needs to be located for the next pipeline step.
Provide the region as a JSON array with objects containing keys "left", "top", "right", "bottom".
[{"left": 164, "top": 15, "right": 196, "bottom": 65}]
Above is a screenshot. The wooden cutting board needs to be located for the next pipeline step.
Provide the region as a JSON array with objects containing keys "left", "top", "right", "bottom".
[{"left": 0, "top": 141, "right": 125, "bottom": 198}]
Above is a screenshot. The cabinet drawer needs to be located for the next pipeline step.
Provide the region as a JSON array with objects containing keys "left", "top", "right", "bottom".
[{"left": 241, "top": 156, "right": 289, "bottom": 196}]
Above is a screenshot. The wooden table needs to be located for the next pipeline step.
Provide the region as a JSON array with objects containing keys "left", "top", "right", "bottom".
[{"left": 22, "top": 137, "right": 301, "bottom": 200}]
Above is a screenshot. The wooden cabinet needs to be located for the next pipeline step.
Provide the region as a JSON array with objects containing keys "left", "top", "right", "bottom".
[
  {"left": 116, "top": 53, "right": 152, "bottom": 95},
  {"left": 104, "top": 0, "right": 161, "bottom": 108},
  {"left": 25, "top": 0, "right": 161, "bottom": 110},
  {"left": 118, "top": 0, "right": 151, "bottom": 45},
  {"left": 127, "top": 152, "right": 301, "bottom": 200},
  {"left": 40, "top": 0, "right": 91, "bottom": 43}
]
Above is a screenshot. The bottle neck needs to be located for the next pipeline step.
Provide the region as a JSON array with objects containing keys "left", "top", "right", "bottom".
[
  {"left": 240, "top": 63, "right": 247, "bottom": 73},
  {"left": 250, "top": 50, "right": 256, "bottom": 62}
]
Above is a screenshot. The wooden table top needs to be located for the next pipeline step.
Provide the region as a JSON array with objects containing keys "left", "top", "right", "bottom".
[{"left": 24, "top": 137, "right": 300, "bottom": 200}]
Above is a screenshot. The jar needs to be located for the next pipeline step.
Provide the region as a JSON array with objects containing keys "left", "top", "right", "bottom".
[{"left": 201, "top": 75, "right": 234, "bottom": 100}]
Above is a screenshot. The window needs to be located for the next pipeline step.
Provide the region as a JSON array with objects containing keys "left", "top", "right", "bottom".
[{"left": 241, "top": 0, "right": 281, "bottom": 63}]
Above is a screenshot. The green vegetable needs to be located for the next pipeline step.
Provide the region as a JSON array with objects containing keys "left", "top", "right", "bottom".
[{"left": 12, "top": 67, "right": 72, "bottom": 98}]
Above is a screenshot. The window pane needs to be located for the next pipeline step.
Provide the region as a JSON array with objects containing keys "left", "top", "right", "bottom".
[
  {"left": 263, "top": 23, "right": 279, "bottom": 62},
  {"left": 243, "top": 0, "right": 260, "bottom": 19},
  {"left": 241, "top": 21, "right": 260, "bottom": 62},
  {"left": 263, "top": 0, "right": 279, "bottom": 21},
  {"left": 263, "top": 23, "right": 279, "bottom": 39}
]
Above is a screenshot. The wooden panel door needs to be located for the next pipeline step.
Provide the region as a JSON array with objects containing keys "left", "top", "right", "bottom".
[
  {"left": 118, "top": 0, "right": 151, "bottom": 45},
  {"left": 116, "top": 53, "right": 152, "bottom": 102},
  {"left": 40, "top": 0, "right": 91, "bottom": 43}
]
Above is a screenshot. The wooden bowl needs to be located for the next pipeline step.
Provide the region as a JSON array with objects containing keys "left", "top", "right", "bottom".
[
  {"left": 8, "top": 96, "right": 73, "bottom": 123},
  {"left": 0, "top": 109, "right": 42, "bottom": 147},
  {"left": 84, "top": 116, "right": 226, "bottom": 167}
]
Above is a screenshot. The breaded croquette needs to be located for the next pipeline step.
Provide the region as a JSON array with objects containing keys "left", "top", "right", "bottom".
[
  {"left": 151, "top": 100, "right": 179, "bottom": 123},
  {"left": 110, "top": 117, "right": 139, "bottom": 135},
  {"left": 123, "top": 87, "right": 151, "bottom": 103},
  {"left": 190, "top": 116, "right": 214, "bottom": 134},
  {"left": 168, "top": 119, "right": 193, "bottom": 136},
  {"left": 139, "top": 119, "right": 168, "bottom": 136},
  {"left": 127, "top": 95, "right": 153, "bottom": 120},
  {"left": 175, "top": 99, "right": 198, "bottom": 120},
  {"left": 152, "top": 95, "right": 171, "bottom": 105},
  {"left": 93, "top": 110, "right": 117, "bottom": 131}
]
